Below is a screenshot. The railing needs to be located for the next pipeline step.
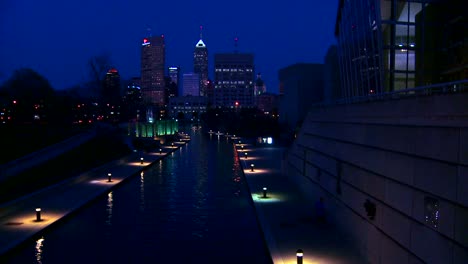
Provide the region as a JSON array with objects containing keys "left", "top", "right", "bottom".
[{"left": 324, "top": 79, "right": 468, "bottom": 106}]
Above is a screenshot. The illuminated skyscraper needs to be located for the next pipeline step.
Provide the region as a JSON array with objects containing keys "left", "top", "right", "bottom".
[
  {"left": 194, "top": 26, "right": 208, "bottom": 96},
  {"left": 141, "top": 35, "right": 165, "bottom": 106}
]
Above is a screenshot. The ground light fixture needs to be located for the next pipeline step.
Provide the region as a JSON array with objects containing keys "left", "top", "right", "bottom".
[
  {"left": 35, "top": 208, "right": 42, "bottom": 221},
  {"left": 140, "top": 157, "right": 144, "bottom": 164},
  {"left": 159, "top": 148, "right": 162, "bottom": 154},
  {"left": 251, "top": 164, "right": 255, "bottom": 172},
  {"left": 244, "top": 152, "right": 248, "bottom": 159},
  {"left": 296, "top": 249, "right": 304, "bottom": 264},
  {"left": 263, "top": 187, "right": 267, "bottom": 198},
  {"left": 107, "top": 173, "right": 112, "bottom": 182},
  {"left": 241, "top": 145, "right": 244, "bottom": 151}
]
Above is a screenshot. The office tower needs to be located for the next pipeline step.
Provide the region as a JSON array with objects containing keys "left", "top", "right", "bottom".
[
  {"left": 103, "top": 68, "right": 121, "bottom": 105},
  {"left": 214, "top": 53, "right": 255, "bottom": 108},
  {"left": 254, "top": 73, "right": 266, "bottom": 96},
  {"left": 140, "top": 35, "right": 165, "bottom": 106},
  {"left": 194, "top": 26, "right": 208, "bottom": 96},
  {"left": 168, "top": 66, "right": 180, "bottom": 86},
  {"left": 182, "top": 73, "right": 200, "bottom": 96}
]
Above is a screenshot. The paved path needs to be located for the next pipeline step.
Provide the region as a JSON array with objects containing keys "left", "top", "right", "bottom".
[
  {"left": 234, "top": 139, "right": 366, "bottom": 264},
  {"left": 0, "top": 135, "right": 190, "bottom": 257}
]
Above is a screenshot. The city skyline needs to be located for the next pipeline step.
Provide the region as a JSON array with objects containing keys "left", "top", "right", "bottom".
[{"left": 0, "top": 0, "right": 339, "bottom": 94}]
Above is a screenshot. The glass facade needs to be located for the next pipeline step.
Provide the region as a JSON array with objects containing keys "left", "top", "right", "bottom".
[{"left": 336, "top": 0, "right": 436, "bottom": 99}]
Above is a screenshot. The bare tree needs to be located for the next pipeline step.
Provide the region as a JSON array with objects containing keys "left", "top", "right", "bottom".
[{"left": 87, "top": 53, "right": 112, "bottom": 100}]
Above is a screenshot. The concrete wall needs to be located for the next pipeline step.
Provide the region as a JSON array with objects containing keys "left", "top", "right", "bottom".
[{"left": 285, "top": 92, "right": 468, "bottom": 263}]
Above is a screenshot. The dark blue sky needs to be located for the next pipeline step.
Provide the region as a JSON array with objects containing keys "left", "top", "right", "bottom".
[{"left": 0, "top": 0, "right": 338, "bottom": 94}]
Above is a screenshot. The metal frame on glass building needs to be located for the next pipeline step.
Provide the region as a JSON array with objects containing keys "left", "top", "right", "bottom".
[{"left": 335, "top": 0, "right": 450, "bottom": 99}]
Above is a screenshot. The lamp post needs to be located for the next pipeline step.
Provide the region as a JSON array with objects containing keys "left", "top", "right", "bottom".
[
  {"left": 251, "top": 164, "right": 255, "bottom": 172},
  {"left": 172, "top": 142, "right": 174, "bottom": 147},
  {"left": 36, "top": 208, "right": 42, "bottom": 221},
  {"left": 159, "top": 148, "right": 162, "bottom": 155},
  {"left": 296, "top": 249, "right": 304, "bottom": 264},
  {"left": 241, "top": 145, "right": 244, "bottom": 151},
  {"left": 140, "top": 157, "right": 144, "bottom": 164},
  {"left": 107, "top": 173, "right": 112, "bottom": 182},
  {"left": 244, "top": 152, "right": 248, "bottom": 159},
  {"left": 263, "top": 187, "right": 267, "bottom": 198}
]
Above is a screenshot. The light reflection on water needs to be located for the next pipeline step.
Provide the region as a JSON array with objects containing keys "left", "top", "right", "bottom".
[
  {"left": 139, "top": 172, "right": 145, "bottom": 212},
  {"left": 35, "top": 237, "right": 44, "bottom": 264},
  {"left": 105, "top": 192, "right": 113, "bottom": 226},
  {"left": 4, "top": 128, "right": 272, "bottom": 264}
]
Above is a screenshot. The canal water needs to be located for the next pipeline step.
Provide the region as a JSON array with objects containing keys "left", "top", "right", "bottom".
[{"left": 5, "top": 128, "right": 272, "bottom": 263}]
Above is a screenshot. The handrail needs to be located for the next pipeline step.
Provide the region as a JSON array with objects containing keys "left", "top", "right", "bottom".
[{"left": 320, "top": 79, "right": 468, "bottom": 106}]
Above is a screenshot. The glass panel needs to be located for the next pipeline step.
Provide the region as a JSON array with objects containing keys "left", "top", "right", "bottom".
[
  {"left": 407, "top": 73, "right": 415, "bottom": 89},
  {"left": 409, "top": 2, "right": 423, "bottom": 23},
  {"left": 396, "top": 1, "right": 409, "bottom": 22},
  {"left": 380, "top": 0, "right": 392, "bottom": 21},
  {"left": 407, "top": 50, "right": 415, "bottom": 71},
  {"left": 394, "top": 72, "right": 407, "bottom": 90},
  {"left": 395, "top": 49, "right": 408, "bottom": 71},
  {"left": 395, "top": 24, "right": 408, "bottom": 46}
]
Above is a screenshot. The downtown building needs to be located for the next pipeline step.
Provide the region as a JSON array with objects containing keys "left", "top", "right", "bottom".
[
  {"left": 194, "top": 34, "right": 208, "bottom": 96},
  {"left": 140, "top": 35, "right": 166, "bottom": 107},
  {"left": 168, "top": 66, "right": 180, "bottom": 87},
  {"left": 283, "top": 1, "right": 468, "bottom": 264},
  {"left": 182, "top": 73, "right": 200, "bottom": 96},
  {"left": 103, "top": 68, "right": 121, "bottom": 106},
  {"left": 213, "top": 53, "right": 255, "bottom": 108},
  {"left": 334, "top": 0, "right": 466, "bottom": 99}
]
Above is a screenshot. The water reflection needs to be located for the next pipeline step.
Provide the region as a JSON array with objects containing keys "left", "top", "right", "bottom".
[
  {"left": 106, "top": 192, "right": 113, "bottom": 226},
  {"left": 140, "top": 172, "right": 145, "bottom": 212},
  {"left": 6, "top": 127, "right": 272, "bottom": 264},
  {"left": 35, "top": 237, "right": 44, "bottom": 264}
]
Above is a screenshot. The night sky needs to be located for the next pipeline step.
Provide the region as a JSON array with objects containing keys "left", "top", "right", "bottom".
[{"left": 0, "top": 0, "right": 338, "bottom": 94}]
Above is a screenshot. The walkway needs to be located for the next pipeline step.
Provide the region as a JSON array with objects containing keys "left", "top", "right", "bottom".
[
  {"left": 0, "top": 134, "right": 190, "bottom": 256},
  {"left": 234, "top": 138, "right": 366, "bottom": 264}
]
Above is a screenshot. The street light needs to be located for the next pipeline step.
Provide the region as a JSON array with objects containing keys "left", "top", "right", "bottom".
[
  {"left": 296, "top": 249, "right": 304, "bottom": 264},
  {"left": 263, "top": 187, "right": 267, "bottom": 198},
  {"left": 36, "top": 208, "right": 42, "bottom": 221},
  {"left": 251, "top": 164, "right": 255, "bottom": 172},
  {"left": 107, "top": 173, "right": 112, "bottom": 182}
]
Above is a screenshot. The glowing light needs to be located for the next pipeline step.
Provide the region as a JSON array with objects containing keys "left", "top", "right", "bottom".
[
  {"left": 35, "top": 208, "right": 42, "bottom": 222},
  {"left": 142, "top": 38, "right": 151, "bottom": 46}
]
